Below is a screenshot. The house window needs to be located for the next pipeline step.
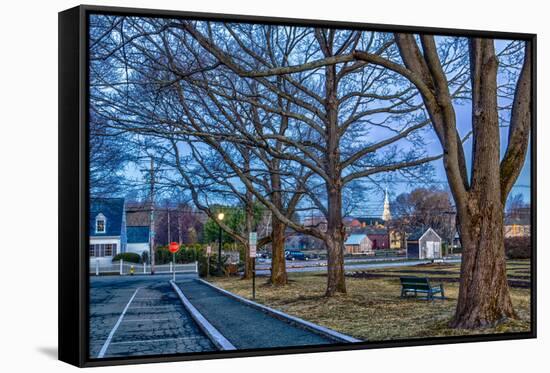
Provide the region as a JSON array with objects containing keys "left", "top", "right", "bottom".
[
  {"left": 95, "top": 213, "right": 106, "bottom": 233},
  {"left": 89, "top": 243, "right": 117, "bottom": 257},
  {"left": 105, "top": 243, "right": 116, "bottom": 256}
]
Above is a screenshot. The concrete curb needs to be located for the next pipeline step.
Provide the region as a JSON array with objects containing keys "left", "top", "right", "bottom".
[
  {"left": 169, "top": 280, "right": 236, "bottom": 351},
  {"left": 197, "top": 279, "right": 362, "bottom": 344}
]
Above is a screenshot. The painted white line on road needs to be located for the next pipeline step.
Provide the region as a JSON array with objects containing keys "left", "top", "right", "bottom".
[
  {"left": 133, "top": 297, "right": 161, "bottom": 300},
  {"left": 97, "top": 287, "right": 141, "bottom": 358},
  {"left": 122, "top": 318, "right": 174, "bottom": 322},
  {"left": 109, "top": 336, "right": 206, "bottom": 345}
]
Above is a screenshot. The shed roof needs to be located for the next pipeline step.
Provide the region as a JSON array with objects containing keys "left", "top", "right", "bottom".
[
  {"left": 407, "top": 227, "right": 441, "bottom": 241},
  {"left": 345, "top": 234, "right": 368, "bottom": 245}
]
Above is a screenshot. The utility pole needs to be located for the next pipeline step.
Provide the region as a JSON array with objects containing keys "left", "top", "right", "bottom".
[
  {"left": 167, "top": 202, "right": 171, "bottom": 244},
  {"left": 149, "top": 156, "right": 156, "bottom": 274},
  {"left": 178, "top": 211, "right": 182, "bottom": 244}
]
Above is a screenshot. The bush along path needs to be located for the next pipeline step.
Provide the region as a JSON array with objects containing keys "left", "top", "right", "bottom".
[{"left": 173, "top": 279, "right": 356, "bottom": 349}]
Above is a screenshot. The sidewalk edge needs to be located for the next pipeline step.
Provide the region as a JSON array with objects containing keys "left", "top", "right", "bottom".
[
  {"left": 197, "top": 278, "right": 362, "bottom": 344},
  {"left": 169, "top": 280, "right": 236, "bottom": 351}
]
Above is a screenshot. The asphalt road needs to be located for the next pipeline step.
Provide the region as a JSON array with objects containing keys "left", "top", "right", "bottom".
[{"left": 89, "top": 274, "right": 216, "bottom": 358}]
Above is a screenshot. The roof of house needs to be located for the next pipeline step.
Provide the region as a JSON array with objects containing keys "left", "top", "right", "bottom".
[
  {"left": 90, "top": 198, "right": 125, "bottom": 237},
  {"left": 364, "top": 227, "right": 388, "bottom": 235},
  {"left": 127, "top": 226, "right": 150, "bottom": 244},
  {"left": 125, "top": 202, "right": 152, "bottom": 226},
  {"left": 345, "top": 234, "right": 369, "bottom": 245},
  {"left": 407, "top": 227, "right": 441, "bottom": 241},
  {"left": 356, "top": 217, "right": 385, "bottom": 226}
]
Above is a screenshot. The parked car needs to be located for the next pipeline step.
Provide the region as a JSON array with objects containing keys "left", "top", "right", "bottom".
[{"left": 285, "top": 250, "right": 307, "bottom": 261}]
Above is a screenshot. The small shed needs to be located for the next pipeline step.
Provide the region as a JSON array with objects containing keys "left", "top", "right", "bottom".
[
  {"left": 406, "top": 228, "right": 442, "bottom": 259},
  {"left": 344, "top": 234, "right": 373, "bottom": 255}
]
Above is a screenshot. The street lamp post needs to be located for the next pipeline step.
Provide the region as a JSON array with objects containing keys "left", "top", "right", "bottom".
[{"left": 217, "top": 212, "right": 224, "bottom": 275}]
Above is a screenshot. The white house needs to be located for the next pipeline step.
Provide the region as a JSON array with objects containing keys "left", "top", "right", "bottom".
[{"left": 89, "top": 198, "right": 126, "bottom": 266}]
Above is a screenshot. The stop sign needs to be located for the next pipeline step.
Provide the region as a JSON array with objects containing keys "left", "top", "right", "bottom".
[{"left": 169, "top": 242, "right": 180, "bottom": 254}]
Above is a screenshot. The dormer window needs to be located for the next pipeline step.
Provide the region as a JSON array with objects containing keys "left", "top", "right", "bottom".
[{"left": 96, "top": 213, "right": 106, "bottom": 233}]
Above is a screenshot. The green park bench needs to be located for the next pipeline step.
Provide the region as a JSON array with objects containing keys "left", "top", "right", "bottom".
[{"left": 399, "top": 276, "right": 445, "bottom": 301}]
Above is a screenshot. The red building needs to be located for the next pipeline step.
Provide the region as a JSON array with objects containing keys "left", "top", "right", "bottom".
[{"left": 364, "top": 228, "right": 389, "bottom": 250}]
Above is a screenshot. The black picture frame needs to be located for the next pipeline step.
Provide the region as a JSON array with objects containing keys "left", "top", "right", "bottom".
[{"left": 58, "top": 4, "right": 537, "bottom": 368}]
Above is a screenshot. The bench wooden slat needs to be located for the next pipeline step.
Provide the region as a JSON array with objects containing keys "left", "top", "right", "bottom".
[{"left": 399, "top": 276, "right": 445, "bottom": 301}]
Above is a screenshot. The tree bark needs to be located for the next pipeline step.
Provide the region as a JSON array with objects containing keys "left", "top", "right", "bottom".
[
  {"left": 451, "top": 39, "right": 517, "bottom": 327},
  {"left": 323, "top": 55, "right": 346, "bottom": 296},
  {"left": 242, "top": 152, "right": 254, "bottom": 280},
  {"left": 452, "top": 198, "right": 515, "bottom": 328},
  {"left": 266, "top": 106, "right": 290, "bottom": 286},
  {"left": 270, "top": 217, "right": 288, "bottom": 285},
  {"left": 325, "top": 183, "right": 347, "bottom": 295}
]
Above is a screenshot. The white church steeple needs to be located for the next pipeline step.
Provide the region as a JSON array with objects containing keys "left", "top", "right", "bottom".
[{"left": 382, "top": 188, "right": 392, "bottom": 221}]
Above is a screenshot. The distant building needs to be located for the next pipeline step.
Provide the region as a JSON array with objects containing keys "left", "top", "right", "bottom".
[
  {"left": 364, "top": 227, "right": 389, "bottom": 250},
  {"left": 452, "top": 231, "right": 462, "bottom": 250},
  {"left": 382, "top": 188, "right": 392, "bottom": 221},
  {"left": 389, "top": 230, "right": 405, "bottom": 250},
  {"left": 89, "top": 198, "right": 126, "bottom": 265},
  {"left": 302, "top": 216, "right": 327, "bottom": 232},
  {"left": 406, "top": 227, "right": 442, "bottom": 259},
  {"left": 344, "top": 234, "right": 373, "bottom": 255},
  {"left": 504, "top": 213, "right": 531, "bottom": 238},
  {"left": 353, "top": 217, "right": 385, "bottom": 229}
]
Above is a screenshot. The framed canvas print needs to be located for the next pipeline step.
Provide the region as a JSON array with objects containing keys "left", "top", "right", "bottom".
[{"left": 58, "top": 4, "right": 536, "bottom": 367}]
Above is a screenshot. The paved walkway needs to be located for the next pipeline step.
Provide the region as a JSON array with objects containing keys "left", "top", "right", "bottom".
[
  {"left": 175, "top": 279, "right": 334, "bottom": 349},
  {"left": 90, "top": 276, "right": 216, "bottom": 358}
]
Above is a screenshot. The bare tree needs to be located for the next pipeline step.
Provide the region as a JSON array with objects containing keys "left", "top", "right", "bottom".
[
  {"left": 248, "top": 34, "right": 532, "bottom": 326},
  {"left": 90, "top": 17, "right": 450, "bottom": 296}
]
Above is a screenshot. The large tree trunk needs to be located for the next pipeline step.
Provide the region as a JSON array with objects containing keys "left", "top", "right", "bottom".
[
  {"left": 451, "top": 199, "right": 515, "bottom": 328},
  {"left": 451, "top": 39, "right": 517, "bottom": 328},
  {"left": 268, "top": 149, "right": 288, "bottom": 285},
  {"left": 270, "top": 217, "right": 288, "bottom": 285},
  {"left": 325, "top": 184, "right": 347, "bottom": 296},
  {"left": 242, "top": 153, "right": 254, "bottom": 280},
  {"left": 389, "top": 35, "right": 530, "bottom": 328},
  {"left": 323, "top": 48, "right": 346, "bottom": 296}
]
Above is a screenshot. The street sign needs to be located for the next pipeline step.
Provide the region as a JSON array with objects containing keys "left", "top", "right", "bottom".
[
  {"left": 249, "top": 244, "right": 257, "bottom": 258},
  {"left": 169, "top": 242, "right": 180, "bottom": 254},
  {"left": 249, "top": 232, "right": 257, "bottom": 245}
]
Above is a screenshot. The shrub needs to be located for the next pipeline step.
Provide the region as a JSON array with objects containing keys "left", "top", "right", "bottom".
[
  {"left": 505, "top": 236, "right": 531, "bottom": 259},
  {"left": 112, "top": 252, "right": 141, "bottom": 263}
]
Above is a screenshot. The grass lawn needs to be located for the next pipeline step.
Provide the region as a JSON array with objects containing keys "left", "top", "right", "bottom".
[{"left": 209, "top": 261, "right": 531, "bottom": 341}]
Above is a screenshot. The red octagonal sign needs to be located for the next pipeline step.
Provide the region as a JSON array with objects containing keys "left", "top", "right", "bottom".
[{"left": 169, "top": 242, "right": 180, "bottom": 254}]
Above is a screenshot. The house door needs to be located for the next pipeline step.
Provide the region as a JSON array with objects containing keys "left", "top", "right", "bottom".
[
  {"left": 434, "top": 241, "right": 441, "bottom": 257},
  {"left": 426, "top": 241, "right": 434, "bottom": 258}
]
